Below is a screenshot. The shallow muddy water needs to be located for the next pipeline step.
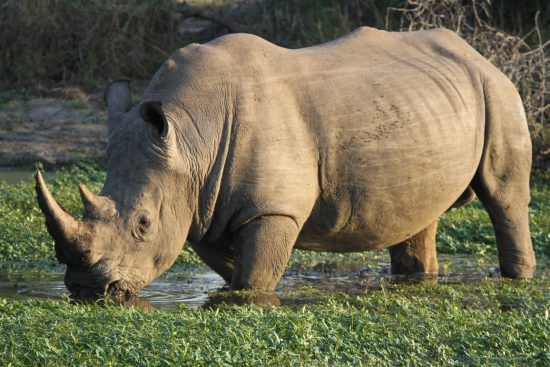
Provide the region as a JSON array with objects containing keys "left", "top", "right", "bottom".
[
  {"left": 0, "top": 167, "right": 60, "bottom": 184},
  {"left": 0, "top": 167, "right": 36, "bottom": 184},
  {"left": 1, "top": 255, "right": 546, "bottom": 310}
]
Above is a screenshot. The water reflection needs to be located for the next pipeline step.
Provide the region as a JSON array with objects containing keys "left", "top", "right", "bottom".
[{"left": 0, "top": 255, "right": 547, "bottom": 310}]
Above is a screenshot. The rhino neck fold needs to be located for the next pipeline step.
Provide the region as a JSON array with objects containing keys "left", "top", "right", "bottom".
[
  {"left": 183, "top": 103, "right": 236, "bottom": 243},
  {"left": 140, "top": 52, "right": 237, "bottom": 243}
]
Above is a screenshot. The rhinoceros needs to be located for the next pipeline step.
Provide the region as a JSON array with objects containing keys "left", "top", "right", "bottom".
[{"left": 36, "top": 27, "right": 536, "bottom": 299}]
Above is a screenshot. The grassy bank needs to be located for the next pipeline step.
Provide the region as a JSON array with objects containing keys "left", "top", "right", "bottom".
[
  {"left": 0, "top": 161, "right": 548, "bottom": 265},
  {"left": 1, "top": 281, "right": 548, "bottom": 366},
  {"left": 1, "top": 2, "right": 547, "bottom": 364}
]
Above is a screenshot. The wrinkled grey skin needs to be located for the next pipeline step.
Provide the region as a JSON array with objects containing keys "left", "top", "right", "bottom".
[{"left": 36, "top": 27, "right": 536, "bottom": 298}]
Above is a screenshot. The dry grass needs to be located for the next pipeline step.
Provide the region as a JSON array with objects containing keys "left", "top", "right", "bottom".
[
  {"left": 386, "top": 0, "right": 548, "bottom": 166},
  {"left": 0, "top": 0, "right": 179, "bottom": 89},
  {"left": 0, "top": 0, "right": 547, "bottom": 163}
]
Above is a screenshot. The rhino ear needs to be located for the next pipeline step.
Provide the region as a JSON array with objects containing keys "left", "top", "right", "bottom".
[
  {"left": 140, "top": 101, "right": 169, "bottom": 139},
  {"left": 104, "top": 80, "right": 132, "bottom": 115}
]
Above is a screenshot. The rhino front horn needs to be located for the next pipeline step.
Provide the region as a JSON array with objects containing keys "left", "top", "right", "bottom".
[{"left": 35, "top": 170, "right": 81, "bottom": 246}]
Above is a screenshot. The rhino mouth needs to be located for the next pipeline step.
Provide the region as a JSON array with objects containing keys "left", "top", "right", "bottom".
[
  {"left": 69, "top": 286, "right": 105, "bottom": 301},
  {"left": 67, "top": 280, "right": 135, "bottom": 301},
  {"left": 105, "top": 281, "right": 131, "bottom": 298}
]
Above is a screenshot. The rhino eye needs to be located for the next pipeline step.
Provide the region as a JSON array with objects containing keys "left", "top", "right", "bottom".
[{"left": 137, "top": 214, "right": 151, "bottom": 234}]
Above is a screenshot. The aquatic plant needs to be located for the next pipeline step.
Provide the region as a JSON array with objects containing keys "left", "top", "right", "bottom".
[{"left": 0, "top": 280, "right": 548, "bottom": 366}]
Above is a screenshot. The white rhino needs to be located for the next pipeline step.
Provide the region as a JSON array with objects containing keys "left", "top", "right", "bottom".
[{"left": 36, "top": 27, "right": 535, "bottom": 298}]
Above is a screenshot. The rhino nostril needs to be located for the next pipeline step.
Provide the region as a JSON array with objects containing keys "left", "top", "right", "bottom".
[
  {"left": 106, "top": 280, "right": 118, "bottom": 293},
  {"left": 106, "top": 280, "right": 129, "bottom": 298}
]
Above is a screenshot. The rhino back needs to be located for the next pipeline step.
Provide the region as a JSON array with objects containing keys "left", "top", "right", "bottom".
[
  {"left": 201, "top": 29, "right": 486, "bottom": 250},
  {"left": 295, "top": 28, "right": 487, "bottom": 249},
  {"left": 146, "top": 29, "right": 489, "bottom": 250}
]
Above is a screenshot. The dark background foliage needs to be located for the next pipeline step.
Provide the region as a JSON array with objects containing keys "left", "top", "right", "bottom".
[
  {"left": 1, "top": 0, "right": 547, "bottom": 86},
  {"left": 0, "top": 0, "right": 547, "bottom": 160}
]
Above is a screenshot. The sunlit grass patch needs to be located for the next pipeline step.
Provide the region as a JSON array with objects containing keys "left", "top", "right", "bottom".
[{"left": 0, "top": 280, "right": 548, "bottom": 366}]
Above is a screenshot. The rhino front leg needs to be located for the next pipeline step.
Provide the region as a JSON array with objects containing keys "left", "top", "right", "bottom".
[
  {"left": 231, "top": 216, "right": 299, "bottom": 291},
  {"left": 188, "top": 241, "right": 235, "bottom": 283},
  {"left": 389, "top": 220, "right": 439, "bottom": 276}
]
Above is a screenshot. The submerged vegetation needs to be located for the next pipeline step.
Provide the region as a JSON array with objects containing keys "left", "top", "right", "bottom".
[{"left": 1, "top": 281, "right": 548, "bottom": 366}]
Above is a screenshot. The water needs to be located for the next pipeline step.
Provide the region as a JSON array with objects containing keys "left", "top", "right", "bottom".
[
  {"left": 0, "top": 167, "right": 60, "bottom": 185},
  {"left": 0, "top": 265, "right": 225, "bottom": 310},
  {"left": 2, "top": 255, "right": 544, "bottom": 310},
  {"left": 0, "top": 167, "right": 36, "bottom": 184}
]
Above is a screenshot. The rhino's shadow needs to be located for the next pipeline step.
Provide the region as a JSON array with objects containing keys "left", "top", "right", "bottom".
[{"left": 202, "top": 290, "right": 281, "bottom": 308}]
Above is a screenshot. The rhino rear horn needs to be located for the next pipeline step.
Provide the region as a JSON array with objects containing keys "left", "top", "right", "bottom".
[
  {"left": 104, "top": 80, "right": 132, "bottom": 115},
  {"left": 79, "top": 183, "right": 101, "bottom": 215},
  {"left": 35, "top": 170, "right": 82, "bottom": 247},
  {"left": 79, "top": 183, "right": 116, "bottom": 219}
]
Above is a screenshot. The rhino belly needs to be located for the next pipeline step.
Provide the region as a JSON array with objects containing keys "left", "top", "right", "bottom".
[
  {"left": 296, "top": 111, "right": 483, "bottom": 252},
  {"left": 297, "top": 171, "right": 473, "bottom": 252}
]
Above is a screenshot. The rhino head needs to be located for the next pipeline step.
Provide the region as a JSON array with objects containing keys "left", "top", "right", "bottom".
[{"left": 35, "top": 81, "right": 194, "bottom": 299}]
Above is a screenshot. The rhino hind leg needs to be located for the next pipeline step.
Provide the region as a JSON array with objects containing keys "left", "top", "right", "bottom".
[
  {"left": 389, "top": 220, "right": 439, "bottom": 276},
  {"left": 470, "top": 81, "right": 536, "bottom": 278},
  {"left": 472, "top": 167, "right": 535, "bottom": 278},
  {"left": 230, "top": 216, "right": 299, "bottom": 291}
]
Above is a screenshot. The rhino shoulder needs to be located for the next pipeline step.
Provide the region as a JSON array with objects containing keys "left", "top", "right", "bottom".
[
  {"left": 170, "top": 41, "right": 231, "bottom": 67},
  {"left": 207, "top": 32, "right": 275, "bottom": 48},
  {"left": 408, "top": 28, "right": 471, "bottom": 50},
  {"left": 170, "top": 33, "right": 279, "bottom": 72}
]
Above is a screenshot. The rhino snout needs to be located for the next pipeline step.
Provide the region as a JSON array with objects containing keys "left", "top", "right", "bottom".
[
  {"left": 105, "top": 280, "right": 136, "bottom": 298},
  {"left": 64, "top": 268, "right": 120, "bottom": 299}
]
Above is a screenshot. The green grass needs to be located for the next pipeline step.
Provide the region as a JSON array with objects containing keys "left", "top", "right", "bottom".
[
  {"left": 0, "top": 161, "right": 548, "bottom": 265},
  {"left": 0, "top": 281, "right": 548, "bottom": 366},
  {"left": 438, "top": 172, "right": 549, "bottom": 259},
  {"left": 0, "top": 162, "right": 547, "bottom": 366},
  {"left": 1, "top": 2, "right": 547, "bottom": 364}
]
